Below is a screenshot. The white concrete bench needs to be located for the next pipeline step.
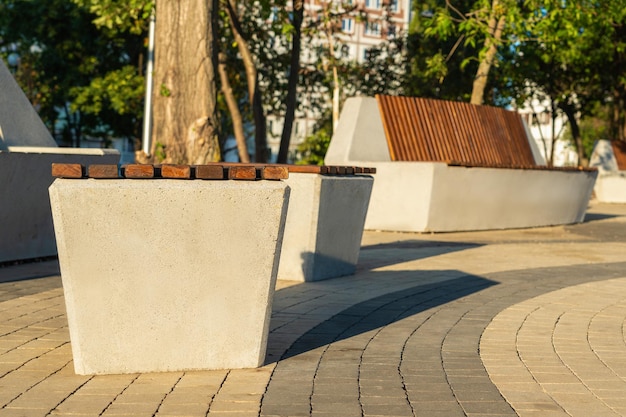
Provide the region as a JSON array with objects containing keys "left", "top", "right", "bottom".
[
  {"left": 277, "top": 165, "right": 374, "bottom": 282},
  {"left": 49, "top": 162, "right": 374, "bottom": 374},
  {"left": 325, "top": 96, "right": 597, "bottom": 232},
  {"left": 49, "top": 164, "right": 290, "bottom": 374},
  {"left": 590, "top": 139, "right": 626, "bottom": 203}
]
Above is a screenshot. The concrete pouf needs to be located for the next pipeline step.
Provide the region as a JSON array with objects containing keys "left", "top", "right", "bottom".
[
  {"left": 49, "top": 179, "right": 290, "bottom": 375},
  {"left": 277, "top": 173, "right": 373, "bottom": 282}
]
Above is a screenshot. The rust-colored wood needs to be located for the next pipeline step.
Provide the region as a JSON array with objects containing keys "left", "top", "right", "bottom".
[
  {"left": 161, "top": 164, "right": 191, "bottom": 179},
  {"left": 611, "top": 141, "right": 626, "bottom": 171},
  {"left": 195, "top": 165, "right": 226, "bottom": 179},
  {"left": 261, "top": 166, "right": 289, "bottom": 180},
  {"left": 286, "top": 165, "right": 323, "bottom": 174},
  {"left": 88, "top": 164, "right": 119, "bottom": 178},
  {"left": 52, "top": 163, "right": 83, "bottom": 178},
  {"left": 376, "top": 95, "right": 536, "bottom": 168},
  {"left": 228, "top": 166, "right": 257, "bottom": 180},
  {"left": 123, "top": 164, "right": 155, "bottom": 178}
]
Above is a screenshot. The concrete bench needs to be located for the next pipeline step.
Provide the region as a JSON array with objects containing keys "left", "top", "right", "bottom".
[
  {"left": 275, "top": 165, "right": 374, "bottom": 282},
  {"left": 49, "top": 163, "right": 291, "bottom": 374},
  {"left": 49, "top": 161, "right": 374, "bottom": 374},
  {"left": 325, "top": 95, "right": 597, "bottom": 232},
  {"left": 590, "top": 139, "right": 626, "bottom": 203}
]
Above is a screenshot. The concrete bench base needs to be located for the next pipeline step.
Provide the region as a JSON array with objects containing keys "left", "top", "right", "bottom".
[
  {"left": 49, "top": 179, "right": 290, "bottom": 375},
  {"left": 363, "top": 162, "right": 597, "bottom": 232},
  {"left": 592, "top": 174, "right": 626, "bottom": 203},
  {"left": 277, "top": 173, "right": 373, "bottom": 282},
  {"left": 0, "top": 147, "right": 119, "bottom": 262}
]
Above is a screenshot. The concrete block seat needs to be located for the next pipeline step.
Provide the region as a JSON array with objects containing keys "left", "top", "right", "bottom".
[
  {"left": 0, "top": 59, "right": 120, "bottom": 262},
  {"left": 49, "top": 163, "right": 291, "bottom": 374},
  {"left": 324, "top": 95, "right": 597, "bottom": 232},
  {"left": 590, "top": 139, "right": 626, "bottom": 203},
  {"left": 277, "top": 165, "right": 374, "bottom": 282}
]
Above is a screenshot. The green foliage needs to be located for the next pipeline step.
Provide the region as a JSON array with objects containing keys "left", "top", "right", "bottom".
[
  {"left": 295, "top": 128, "right": 331, "bottom": 166},
  {"left": 71, "top": 0, "right": 153, "bottom": 34},
  {"left": 0, "top": 0, "right": 146, "bottom": 145}
]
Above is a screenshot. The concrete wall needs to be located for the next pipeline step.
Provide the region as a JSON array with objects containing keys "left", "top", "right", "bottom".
[
  {"left": 0, "top": 147, "right": 119, "bottom": 262},
  {"left": 278, "top": 173, "right": 373, "bottom": 281},
  {"left": 49, "top": 179, "right": 290, "bottom": 374},
  {"left": 589, "top": 140, "right": 626, "bottom": 203}
]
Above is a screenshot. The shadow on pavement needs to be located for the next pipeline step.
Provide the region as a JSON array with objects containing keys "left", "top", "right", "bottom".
[
  {"left": 267, "top": 270, "right": 495, "bottom": 363},
  {"left": 357, "top": 240, "right": 483, "bottom": 271}
]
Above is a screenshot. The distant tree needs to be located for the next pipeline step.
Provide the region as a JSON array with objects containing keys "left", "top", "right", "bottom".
[{"left": 0, "top": 0, "right": 146, "bottom": 146}]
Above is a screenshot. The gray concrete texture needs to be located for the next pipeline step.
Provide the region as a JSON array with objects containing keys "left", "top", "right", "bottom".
[
  {"left": 1, "top": 201, "right": 626, "bottom": 416},
  {"left": 49, "top": 179, "right": 290, "bottom": 374}
]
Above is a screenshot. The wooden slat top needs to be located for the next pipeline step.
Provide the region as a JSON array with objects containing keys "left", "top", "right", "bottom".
[
  {"left": 611, "top": 141, "right": 626, "bottom": 171},
  {"left": 51, "top": 163, "right": 376, "bottom": 180},
  {"left": 376, "top": 94, "right": 537, "bottom": 168}
]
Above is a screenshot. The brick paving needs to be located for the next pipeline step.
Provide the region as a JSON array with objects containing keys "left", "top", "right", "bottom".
[{"left": 1, "top": 202, "right": 626, "bottom": 416}]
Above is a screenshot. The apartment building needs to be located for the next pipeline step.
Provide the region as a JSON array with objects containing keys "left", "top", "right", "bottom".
[{"left": 264, "top": 0, "right": 413, "bottom": 161}]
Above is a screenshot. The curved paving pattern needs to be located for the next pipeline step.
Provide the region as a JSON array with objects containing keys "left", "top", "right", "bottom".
[
  {"left": 482, "top": 278, "right": 626, "bottom": 417},
  {"left": 1, "top": 203, "right": 626, "bottom": 416}
]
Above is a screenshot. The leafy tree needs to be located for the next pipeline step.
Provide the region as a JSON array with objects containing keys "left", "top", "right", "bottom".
[{"left": 0, "top": 0, "right": 145, "bottom": 146}]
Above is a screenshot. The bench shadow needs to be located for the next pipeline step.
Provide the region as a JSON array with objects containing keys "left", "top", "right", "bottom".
[
  {"left": 357, "top": 240, "right": 483, "bottom": 271},
  {"left": 583, "top": 212, "right": 619, "bottom": 223},
  {"left": 266, "top": 270, "right": 496, "bottom": 364}
]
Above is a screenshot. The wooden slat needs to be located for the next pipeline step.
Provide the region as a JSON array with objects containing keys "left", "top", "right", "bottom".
[
  {"left": 195, "top": 165, "right": 226, "bottom": 179},
  {"left": 261, "top": 166, "right": 289, "bottom": 180},
  {"left": 375, "top": 95, "right": 536, "bottom": 168},
  {"left": 286, "top": 165, "right": 323, "bottom": 174},
  {"left": 52, "top": 163, "right": 83, "bottom": 178},
  {"left": 161, "top": 164, "right": 191, "bottom": 179},
  {"left": 88, "top": 164, "right": 119, "bottom": 178},
  {"left": 228, "top": 166, "right": 257, "bottom": 180},
  {"left": 123, "top": 164, "right": 155, "bottom": 178},
  {"left": 611, "top": 141, "right": 626, "bottom": 171}
]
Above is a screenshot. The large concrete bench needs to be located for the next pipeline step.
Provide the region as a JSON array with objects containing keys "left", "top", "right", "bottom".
[
  {"left": 276, "top": 165, "right": 374, "bottom": 282},
  {"left": 0, "top": 59, "right": 120, "bottom": 262},
  {"left": 324, "top": 95, "right": 597, "bottom": 232},
  {"left": 590, "top": 139, "right": 626, "bottom": 203},
  {"left": 49, "top": 163, "right": 291, "bottom": 374}
]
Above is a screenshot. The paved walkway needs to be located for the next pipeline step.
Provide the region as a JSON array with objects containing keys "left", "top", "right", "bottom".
[{"left": 1, "top": 202, "right": 626, "bottom": 417}]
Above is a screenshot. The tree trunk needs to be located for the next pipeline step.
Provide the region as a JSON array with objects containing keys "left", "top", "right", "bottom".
[
  {"left": 562, "top": 104, "right": 586, "bottom": 166},
  {"left": 470, "top": 6, "right": 505, "bottom": 105},
  {"left": 224, "top": 0, "right": 267, "bottom": 162},
  {"left": 218, "top": 53, "right": 250, "bottom": 162},
  {"left": 150, "top": 0, "right": 220, "bottom": 164},
  {"left": 277, "top": 0, "right": 304, "bottom": 164}
]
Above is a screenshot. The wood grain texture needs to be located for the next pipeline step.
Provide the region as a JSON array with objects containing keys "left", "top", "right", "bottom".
[
  {"left": 52, "top": 163, "right": 83, "bottom": 178},
  {"left": 161, "top": 164, "right": 191, "bottom": 179},
  {"left": 123, "top": 164, "right": 155, "bottom": 178},
  {"left": 228, "top": 166, "right": 257, "bottom": 180},
  {"left": 195, "top": 165, "right": 225, "bottom": 179},
  {"left": 261, "top": 166, "right": 289, "bottom": 180},
  {"left": 88, "top": 164, "right": 119, "bottom": 178}
]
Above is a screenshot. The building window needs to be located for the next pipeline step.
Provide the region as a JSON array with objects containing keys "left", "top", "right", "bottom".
[
  {"left": 387, "top": 24, "right": 397, "bottom": 38},
  {"left": 389, "top": 0, "right": 399, "bottom": 12},
  {"left": 365, "top": 21, "right": 381, "bottom": 36},
  {"left": 365, "top": 0, "right": 382, "bottom": 9},
  {"left": 341, "top": 18, "right": 354, "bottom": 33}
]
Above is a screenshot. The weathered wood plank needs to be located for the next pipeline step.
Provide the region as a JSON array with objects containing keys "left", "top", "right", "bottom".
[
  {"left": 88, "top": 164, "right": 119, "bottom": 178},
  {"left": 261, "top": 166, "right": 289, "bottom": 180},
  {"left": 123, "top": 164, "right": 155, "bottom": 178},
  {"left": 195, "top": 165, "right": 225, "bottom": 179},
  {"left": 228, "top": 166, "right": 257, "bottom": 180},
  {"left": 52, "top": 163, "right": 84, "bottom": 178},
  {"left": 161, "top": 164, "right": 191, "bottom": 179}
]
